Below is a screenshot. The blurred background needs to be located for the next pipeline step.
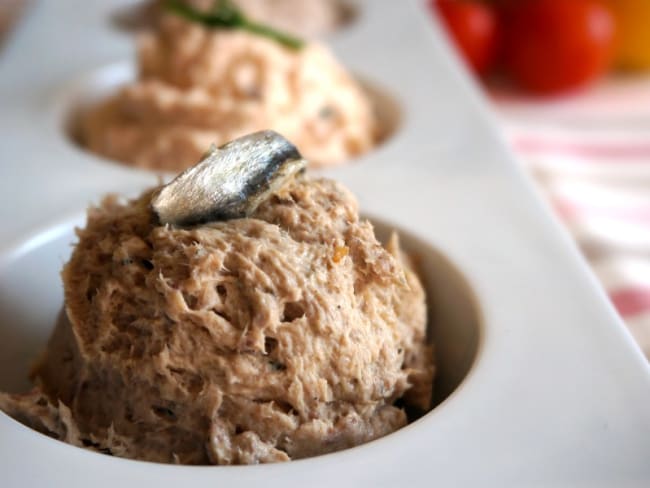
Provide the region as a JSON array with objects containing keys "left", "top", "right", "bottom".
[
  {"left": 1, "top": 0, "right": 649, "bottom": 359},
  {"left": 432, "top": 0, "right": 650, "bottom": 359}
]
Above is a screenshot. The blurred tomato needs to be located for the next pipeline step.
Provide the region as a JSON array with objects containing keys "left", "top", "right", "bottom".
[
  {"left": 503, "top": 0, "right": 616, "bottom": 94},
  {"left": 433, "top": 0, "right": 500, "bottom": 76},
  {"left": 604, "top": 0, "right": 650, "bottom": 70}
]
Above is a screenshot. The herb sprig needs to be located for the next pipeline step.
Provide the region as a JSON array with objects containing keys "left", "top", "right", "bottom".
[{"left": 164, "top": 0, "right": 304, "bottom": 50}]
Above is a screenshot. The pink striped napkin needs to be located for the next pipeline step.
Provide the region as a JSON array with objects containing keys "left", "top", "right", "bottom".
[{"left": 503, "top": 123, "right": 650, "bottom": 359}]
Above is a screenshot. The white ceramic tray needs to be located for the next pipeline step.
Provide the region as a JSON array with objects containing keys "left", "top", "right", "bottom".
[{"left": 1, "top": 1, "right": 649, "bottom": 486}]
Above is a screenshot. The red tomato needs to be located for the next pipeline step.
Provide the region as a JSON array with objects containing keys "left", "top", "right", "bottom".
[
  {"left": 503, "top": 0, "right": 617, "bottom": 94},
  {"left": 433, "top": 0, "right": 500, "bottom": 76}
]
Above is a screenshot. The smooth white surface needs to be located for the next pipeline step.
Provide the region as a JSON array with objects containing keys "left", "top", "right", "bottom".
[{"left": 0, "top": 1, "right": 649, "bottom": 486}]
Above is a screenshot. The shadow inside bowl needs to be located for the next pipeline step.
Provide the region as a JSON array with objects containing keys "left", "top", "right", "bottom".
[
  {"left": 0, "top": 224, "right": 76, "bottom": 393},
  {"left": 370, "top": 217, "right": 482, "bottom": 408}
]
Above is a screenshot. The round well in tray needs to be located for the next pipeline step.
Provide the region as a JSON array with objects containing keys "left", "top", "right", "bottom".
[
  {"left": 62, "top": 62, "right": 401, "bottom": 171},
  {"left": 0, "top": 215, "right": 480, "bottom": 454}
]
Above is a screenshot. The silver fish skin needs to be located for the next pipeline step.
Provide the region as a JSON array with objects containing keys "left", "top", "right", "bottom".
[{"left": 151, "top": 130, "right": 307, "bottom": 227}]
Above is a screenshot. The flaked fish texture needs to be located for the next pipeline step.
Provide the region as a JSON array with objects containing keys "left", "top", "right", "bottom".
[{"left": 151, "top": 131, "right": 306, "bottom": 226}]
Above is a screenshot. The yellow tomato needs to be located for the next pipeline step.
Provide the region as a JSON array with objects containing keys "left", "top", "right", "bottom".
[{"left": 605, "top": 0, "right": 650, "bottom": 70}]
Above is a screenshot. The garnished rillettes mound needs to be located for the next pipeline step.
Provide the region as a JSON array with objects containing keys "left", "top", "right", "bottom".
[{"left": 0, "top": 177, "right": 433, "bottom": 464}]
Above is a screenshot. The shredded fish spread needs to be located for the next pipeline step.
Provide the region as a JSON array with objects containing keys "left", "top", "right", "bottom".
[
  {"left": 0, "top": 177, "right": 433, "bottom": 464},
  {"left": 80, "top": 14, "right": 377, "bottom": 170}
]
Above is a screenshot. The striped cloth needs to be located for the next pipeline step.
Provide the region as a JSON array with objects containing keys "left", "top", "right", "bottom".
[{"left": 505, "top": 124, "right": 650, "bottom": 359}]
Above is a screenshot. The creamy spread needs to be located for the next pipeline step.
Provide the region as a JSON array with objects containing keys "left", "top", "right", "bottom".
[
  {"left": 0, "top": 176, "right": 433, "bottom": 465},
  {"left": 80, "top": 14, "right": 377, "bottom": 170}
]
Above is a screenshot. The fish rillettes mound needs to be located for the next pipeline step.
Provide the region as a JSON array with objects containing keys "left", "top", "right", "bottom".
[
  {"left": 0, "top": 133, "right": 433, "bottom": 465},
  {"left": 80, "top": 5, "right": 377, "bottom": 170}
]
